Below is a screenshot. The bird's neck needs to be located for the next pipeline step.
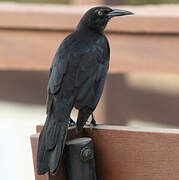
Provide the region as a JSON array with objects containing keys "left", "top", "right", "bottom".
[{"left": 76, "top": 22, "right": 104, "bottom": 35}]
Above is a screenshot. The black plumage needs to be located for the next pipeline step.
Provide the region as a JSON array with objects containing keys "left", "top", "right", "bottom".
[{"left": 37, "top": 6, "right": 133, "bottom": 175}]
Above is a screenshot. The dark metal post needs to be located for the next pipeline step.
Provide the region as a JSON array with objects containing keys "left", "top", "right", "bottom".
[{"left": 64, "top": 137, "right": 97, "bottom": 180}]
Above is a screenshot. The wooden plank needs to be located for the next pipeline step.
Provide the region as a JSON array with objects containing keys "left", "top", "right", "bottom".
[
  {"left": 0, "top": 4, "right": 179, "bottom": 33},
  {"left": 31, "top": 125, "right": 179, "bottom": 180},
  {"left": 84, "top": 126, "right": 179, "bottom": 180},
  {"left": 1, "top": 30, "right": 179, "bottom": 73},
  {"left": 108, "top": 34, "right": 179, "bottom": 73},
  {"left": 0, "top": 30, "right": 58, "bottom": 71},
  {"left": 36, "top": 124, "right": 44, "bottom": 133},
  {"left": 30, "top": 134, "right": 49, "bottom": 180},
  {"left": 70, "top": 0, "right": 103, "bottom": 5},
  {"left": 1, "top": 4, "right": 179, "bottom": 72}
]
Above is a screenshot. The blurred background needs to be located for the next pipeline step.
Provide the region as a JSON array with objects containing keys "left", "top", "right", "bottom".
[
  {"left": 1, "top": 0, "right": 179, "bottom": 4},
  {"left": 0, "top": 0, "right": 179, "bottom": 180}
]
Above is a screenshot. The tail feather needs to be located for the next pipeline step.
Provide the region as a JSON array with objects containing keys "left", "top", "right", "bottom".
[
  {"left": 37, "top": 113, "right": 69, "bottom": 175},
  {"left": 37, "top": 123, "right": 49, "bottom": 174},
  {"left": 48, "top": 122, "right": 68, "bottom": 175},
  {"left": 46, "top": 121, "right": 62, "bottom": 150}
]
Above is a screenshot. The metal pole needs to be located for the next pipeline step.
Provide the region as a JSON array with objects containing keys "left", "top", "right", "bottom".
[{"left": 64, "top": 137, "right": 97, "bottom": 180}]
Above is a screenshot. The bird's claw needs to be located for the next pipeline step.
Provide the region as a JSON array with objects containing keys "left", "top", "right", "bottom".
[
  {"left": 85, "top": 121, "right": 96, "bottom": 131},
  {"left": 69, "top": 118, "right": 76, "bottom": 127},
  {"left": 89, "top": 122, "right": 96, "bottom": 131},
  {"left": 89, "top": 114, "right": 97, "bottom": 131}
]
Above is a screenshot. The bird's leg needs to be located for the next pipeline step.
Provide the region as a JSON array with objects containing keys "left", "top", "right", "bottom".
[
  {"left": 69, "top": 117, "right": 76, "bottom": 127},
  {"left": 89, "top": 113, "right": 97, "bottom": 131}
]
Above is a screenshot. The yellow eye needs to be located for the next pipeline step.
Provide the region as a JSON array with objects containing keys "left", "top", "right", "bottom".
[{"left": 98, "top": 11, "right": 103, "bottom": 16}]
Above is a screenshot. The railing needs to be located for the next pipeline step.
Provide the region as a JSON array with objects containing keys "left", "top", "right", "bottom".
[
  {"left": 31, "top": 124, "right": 179, "bottom": 180},
  {"left": 0, "top": 3, "right": 179, "bottom": 73}
]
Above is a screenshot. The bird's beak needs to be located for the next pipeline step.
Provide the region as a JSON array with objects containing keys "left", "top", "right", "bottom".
[{"left": 107, "top": 9, "right": 134, "bottom": 19}]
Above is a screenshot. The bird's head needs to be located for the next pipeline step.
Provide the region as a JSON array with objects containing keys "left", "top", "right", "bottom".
[{"left": 77, "top": 6, "right": 134, "bottom": 33}]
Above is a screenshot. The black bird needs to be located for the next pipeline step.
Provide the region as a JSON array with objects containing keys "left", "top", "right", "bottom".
[{"left": 37, "top": 6, "right": 133, "bottom": 175}]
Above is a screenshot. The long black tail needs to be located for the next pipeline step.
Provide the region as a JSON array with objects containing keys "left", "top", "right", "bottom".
[{"left": 37, "top": 100, "right": 72, "bottom": 175}]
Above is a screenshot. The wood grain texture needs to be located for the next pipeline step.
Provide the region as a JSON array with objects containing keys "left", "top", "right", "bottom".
[
  {"left": 31, "top": 125, "right": 179, "bottom": 180},
  {"left": 0, "top": 4, "right": 179, "bottom": 33},
  {"left": 30, "top": 134, "right": 49, "bottom": 180},
  {"left": 0, "top": 4, "right": 179, "bottom": 72},
  {"left": 1, "top": 30, "right": 179, "bottom": 73},
  {"left": 84, "top": 126, "right": 179, "bottom": 180}
]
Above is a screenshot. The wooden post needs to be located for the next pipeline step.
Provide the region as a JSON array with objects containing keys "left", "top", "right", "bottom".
[
  {"left": 31, "top": 125, "right": 179, "bottom": 180},
  {"left": 64, "top": 137, "right": 97, "bottom": 180}
]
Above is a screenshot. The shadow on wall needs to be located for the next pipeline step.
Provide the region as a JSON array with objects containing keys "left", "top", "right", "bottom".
[
  {"left": 0, "top": 70, "right": 48, "bottom": 105},
  {"left": 106, "top": 74, "right": 179, "bottom": 127},
  {"left": 1, "top": 71, "right": 179, "bottom": 128}
]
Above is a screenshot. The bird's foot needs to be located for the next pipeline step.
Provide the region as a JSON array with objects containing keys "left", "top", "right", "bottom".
[
  {"left": 69, "top": 118, "right": 76, "bottom": 127},
  {"left": 89, "top": 114, "right": 97, "bottom": 131}
]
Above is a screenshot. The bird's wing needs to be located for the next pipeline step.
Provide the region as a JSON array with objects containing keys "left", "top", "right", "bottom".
[
  {"left": 75, "top": 37, "right": 109, "bottom": 110},
  {"left": 46, "top": 49, "right": 69, "bottom": 114},
  {"left": 48, "top": 51, "right": 69, "bottom": 94},
  {"left": 79, "top": 61, "right": 109, "bottom": 110},
  {"left": 38, "top": 46, "right": 72, "bottom": 175}
]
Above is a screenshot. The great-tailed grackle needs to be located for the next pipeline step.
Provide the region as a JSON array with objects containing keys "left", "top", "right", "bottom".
[{"left": 37, "top": 6, "right": 133, "bottom": 175}]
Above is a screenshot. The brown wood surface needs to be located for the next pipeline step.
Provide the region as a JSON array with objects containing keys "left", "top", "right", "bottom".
[
  {"left": 31, "top": 125, "right": 179, "bottom": 180},
  {"left": 31, "top": 134, "right": 66, "bottom": 180},
  {"left": 1, "top": 30, "right": 179, "bottom": 73},
  {"left": 31, "top": 134, "right": 49, "bottom": 180},
  {"left": 0, "top": 4, "right": 179, "bottom": 33},
  {"left": 70, "top": 0, "right": 103, "bottom": 5},
  {"left": 0, "top": 4, "right": 179, "bottom": 73}
]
